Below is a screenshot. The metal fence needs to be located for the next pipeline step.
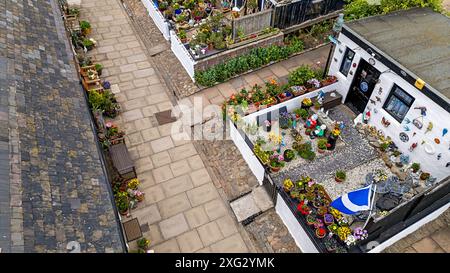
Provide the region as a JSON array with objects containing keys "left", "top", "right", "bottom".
[{"left": 272, "top": 0, "right": 343, "bottom": 29}]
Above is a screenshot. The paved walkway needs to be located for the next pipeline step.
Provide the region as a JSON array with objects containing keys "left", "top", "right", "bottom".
[
  {"left": 80, "top": 0, "right": 253, "bottom": 253},
  {"left": 0, "top": 0, "right": 123, "bottom": 252}
]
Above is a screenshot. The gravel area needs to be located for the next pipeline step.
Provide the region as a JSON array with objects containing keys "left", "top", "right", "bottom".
[{"left": 272, "top": 105, "right": 379, "bottom": 190}]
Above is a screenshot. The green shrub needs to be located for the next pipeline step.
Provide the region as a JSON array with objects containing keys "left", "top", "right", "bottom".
[
  {"left": 194, "top": 38, "right": 304, "bottom": 87},
  {"left": 317, "top": 138, "right": 328, "bottom": 150},
  {"left": 80, "top": 20, "right": 91, "bottom": 30},
  {"left": 88, "top": 90, "right": 120, "bottom": 118},
  {"left": 288, "top": 65, "right": 317, "bottom": 86},
  {"left": 335, "top": 170, "right": 346, "bottom": 180}
]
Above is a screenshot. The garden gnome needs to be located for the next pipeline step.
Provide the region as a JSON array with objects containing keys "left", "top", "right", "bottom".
[
  {"left": 317, "top": 90, "right": 325, "bottom": 105},
  {"left": 305, "top": 114, "right": 318, "bottom": 129}
]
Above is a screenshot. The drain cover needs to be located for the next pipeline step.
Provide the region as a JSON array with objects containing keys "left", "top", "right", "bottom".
[
  {"left": 155, "top": 110, "right": 177, "bottom": 125},
  {"left": 123, "top": 218, "right": 142, "bottom": 242}
]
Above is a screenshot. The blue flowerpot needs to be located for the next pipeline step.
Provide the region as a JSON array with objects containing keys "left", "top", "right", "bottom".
[{"left": 175, "top": 9, "right": 182, "bottom": 15}]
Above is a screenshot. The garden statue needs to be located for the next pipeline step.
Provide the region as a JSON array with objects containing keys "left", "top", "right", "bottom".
[
  {"left": 305, "top": 114, "right": 318, "bottom": 129},
  {"left": 317, "top": 90, "right": 325, "bottom": 105},
  {"left": 363, "top": 110, "right": 370, "bottom": 124},
  {"left": 314, "top": 124, "right": 327, "bottom": 137}
]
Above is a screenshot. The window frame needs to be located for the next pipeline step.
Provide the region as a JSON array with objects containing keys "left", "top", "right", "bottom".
[
  {"left": 339, "top": 47, "right": 355, "bottom": 77},
  {"left": 382, "top": 84, "right": 415, "bottom": 123}
]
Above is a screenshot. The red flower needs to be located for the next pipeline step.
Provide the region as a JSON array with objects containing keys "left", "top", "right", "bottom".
[{"left": 297, "top": 201, "right": 310, "bottom": 215}]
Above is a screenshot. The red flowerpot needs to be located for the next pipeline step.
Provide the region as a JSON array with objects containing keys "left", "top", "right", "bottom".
[{"left": 335, "top": 176, "right": 344, "bottom": 183}]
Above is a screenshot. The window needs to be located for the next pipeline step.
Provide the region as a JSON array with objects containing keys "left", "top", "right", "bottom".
[
  {"left": 383, "top": 85, "right": 415, "bottom": 122},
  {"left": 339, "top": 47, "right": 355, "bottom": 77}
]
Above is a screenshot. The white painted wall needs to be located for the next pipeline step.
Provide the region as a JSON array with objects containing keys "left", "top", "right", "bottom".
[
  {"left": 170, "top": 30, "right": 197, "bottom": 81},
  {"left": 275, "top": 193, "right": 319, "bottom": 253},
  {"left": 329, "top": 32, "right": 450, "bottom": 181},
  {"left": 229, "top": 119, "right": 266, "bottom": 184}
]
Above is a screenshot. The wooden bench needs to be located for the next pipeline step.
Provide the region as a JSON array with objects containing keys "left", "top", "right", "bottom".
[{"left": 109, "top": 142, "right": 137, "bottom": 180}]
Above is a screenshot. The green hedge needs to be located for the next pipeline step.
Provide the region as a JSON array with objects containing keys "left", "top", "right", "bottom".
[{"left": 194, "top": 37, "right": 304, "bottom": 87}]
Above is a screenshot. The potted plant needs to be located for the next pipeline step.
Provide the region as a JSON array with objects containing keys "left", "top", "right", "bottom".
[
  {"left": 158, "top": 1, "right": 168, "bottom": 11},
  {"left": 276, "top": 90, "right": 293, "bottom": 103},
  {"left": 297, "top": 200, "right": 310, "bottom": 215},
  {"left": 317, "top": 206, "right": 328, "bottom": 216},
  {"left": 306, "top": 214, "right": 316, "bottom": 225},
  {"left": 80, "top": 20, "right": 91, "bottom": 35},
  {"left": 290, "top": 85, "right": 307, "bottom": 97},
  {"left": 283, "top": 178, "right": 294, "bottom": 192},
  {"left": 314, "top": 101, "right": 321, "bottom": 110},
  {"left": 173, "top": 3, "right": 182, "bottom": 15},
  {"left": 321, "top": 75, "right": 337, "bottom": 87},
  {"left": 253, "top": 145, "right": 270, "bottom": 165},
  {"left": 411, "top": 162, "right": 420, "bottom": 173},
  {"left": 283, "top": 149, "right": 295, "bottom": 162},
  {"left": 315, "top": 227, "right": 327, "bottom": 239},
  {"left": 306, "top": 78, "right": 321, "bottom": 91},
  {"left": 324, "top": 213, "right": 334, "bottom": 225},
  {"left": 269, "top": 154, "right": 285, "bottom": 173},
  {"left": 327, "top": 128, "right": 340, "bottom": 150},
  {"left": 301, "top": 98, "right": 313, "bottom": 109},
  {"left": 335, "top": 170, "right": 346, "bottom": 182},
  {"left": 179, "top": 30, "right": 188, "bottom": 43},
  {"left": 82, "top": 38, "right": 95, "bottom": 51},
  {"left": 115, "top": 191, "right": 129, "bottom": 215},
  {"left": 290, "top": 188, "right": 300, "bottom": 199},
  {"left": 263, "top": 120, "right": 271, "bottom": 132},
  {"left": 95, "top": 63, "right": 103, "bottom": 76},
  {"left": 137, "top": 237, "right": 150, "bottom": 251},
  {"left": 420, "top": 172, "right": 430, "bottom": 181},
  {"left": 317, "top": 138, "right": 328, "bottom": 153}
]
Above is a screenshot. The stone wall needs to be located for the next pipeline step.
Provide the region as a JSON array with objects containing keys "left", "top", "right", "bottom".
[{"left": 194, "top": 32, "right": 285, "bottom": 72}]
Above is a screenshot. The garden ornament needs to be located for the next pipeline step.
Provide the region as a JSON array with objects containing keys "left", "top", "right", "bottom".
[
  {"left": 446, "top": 162, "right": 450, "bottom": 168},
  {"left": 409, "top": 142, "right": 418, "bottom": 152},
  {"left": 370, "top": 99, "right": 376, "bottom": 105},
  {"left": 375, "top": 96, "right": 381, "bottom": 102},
  {"left": 381, "top": 117, "right": 390, "bottom": 127},
  {"left": 423, "top": 143, "right": 435, "bottom": 155},
  {"left": 399, "top": 132, "right": 409, "bottom": 143},
  {"left": 412, "top": 116, "right": 423, "bottom": 129},
  {"left": 403, "top": 125, "right": 410, "bottom": 132},
  {"left": 434, "top": 138, "right": 440, "bottom": 144},
  {"left": 364, "top": 111, "right": 371, "bottom": 122},
  {"left": 414, "top": 106, "right": 427, "bottom": 116},
  {"left": 437, "top": 153, "right": 442, "bottom": 160},
  {"left": 305, "top": 114, "right": 318, "bottom": 129},
  {"left": 425, "top": 122, "right": 433, "bottom": 134},
  {"left": 403, "top": 117, "right": 411, "bottom": 124},
  {"left": 443, "top": 128, "right": 448, "bottom": 137},
  {"left": 400, "top": 154, "right": 410, "bottom": 165}
]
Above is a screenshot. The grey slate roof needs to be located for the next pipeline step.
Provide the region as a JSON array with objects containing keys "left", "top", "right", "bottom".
[
  {"left": 345, "top": 8, "right": 450, "bottom": 101},
  {"left": 0, "top": 0, "right": 124, "bottom": 252}
]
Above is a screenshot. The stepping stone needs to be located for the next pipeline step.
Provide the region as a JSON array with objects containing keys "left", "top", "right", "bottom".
[
  {"left": 155, "top": 110, "right": 177, "bottom": 125},
  {"left": 251, "top": 186, "right": 274, "bottom": 212},
  {"left": 230, "top": 193, "right": 261, "bottom": 223}
]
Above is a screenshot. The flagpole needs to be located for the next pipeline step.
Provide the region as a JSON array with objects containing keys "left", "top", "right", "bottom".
[{"left": 362, "top": 184, "right": 377, "bottom": 230}]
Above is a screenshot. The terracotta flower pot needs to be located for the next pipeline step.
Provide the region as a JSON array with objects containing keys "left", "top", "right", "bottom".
[
  {"left": 318, "top": 149, "right": 326, "bottom": 154},
  {"left": 335, "top": 176, "right": 344, "bottom": 183},
  {"left": 270, "top": 166, "right": 281, "bottom": 173}
]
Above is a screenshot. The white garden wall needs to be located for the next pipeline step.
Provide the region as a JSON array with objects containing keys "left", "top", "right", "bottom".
[
  {"left": 229, "top": 119, "right": 265, "bottom": 184},
  {"left": 329, "top": 32, "right": 450, "bottom": 182},
  {"left": 275, "top": 193, "right": 319, "bottom": 253},
  {"left": 141, "top": 0, "right": 170, "bottom": 40},
  {"left": 170, "top": 30, "right": 197, "bottom": 81}
]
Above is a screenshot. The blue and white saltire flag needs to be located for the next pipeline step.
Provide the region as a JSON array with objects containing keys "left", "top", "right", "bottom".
[{"left": 330, "top": 185, "right": 373, "bottom": 215}]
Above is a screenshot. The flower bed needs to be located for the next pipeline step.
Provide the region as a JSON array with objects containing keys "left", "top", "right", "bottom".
[{"left": 283, "top": 176, "right": 369, "bottom": 252}]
